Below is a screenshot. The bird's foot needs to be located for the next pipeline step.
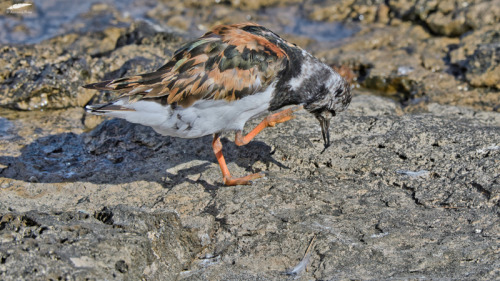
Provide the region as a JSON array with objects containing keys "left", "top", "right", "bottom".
[
  {"left": 222, "top": 172, "right": 265, "bottom": 186},
  {"left": 267, "top": 105, "right": 303, "bottom": 127}
]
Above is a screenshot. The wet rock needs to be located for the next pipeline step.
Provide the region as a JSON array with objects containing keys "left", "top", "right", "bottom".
[
  {"left": 387, "top": 0, "right": 500, "bottom": 36},
  {"left": 309, "top": 0, "right": 388, "bottom": 23},
  {"left": 48, "top": 27, "right": 124, "bottom": 57},
  {"left": 0, "top": 21, "right": 183, "bottom": 111},
  {"left": 305, "top": 0, "right": 499, "bottom": 32},
  {"left": 449, "top": 24, "right": 500, "bottom": 90},
  {"left": 450, "top": 24, "right": 500, "bottom": 66},
  {"left": 425, "top": 0, "right": 469, "bottom": 36},
  {"left": 465, "top": 43, "right": 500, "bottom": 89},
  {"left": 115, "top": 20, "right": 186, "bottom": 51},
  {"left": 462, "top": 0, "right": 500, "bottom": 30},
  {"left": 0, "top": 44, "right": 94, "bottom": 110},
  {"left": 318, "top": 21, "right": 500, "bottom": 111},
  {"left": 228, "top": 0, "right": 303, "bottom": 10},
  {"left": 0, "top": 95, "right": 499, "bottom": 279},
  {"left": 317, "top": 24, "right": 437, "bottom": 101}
]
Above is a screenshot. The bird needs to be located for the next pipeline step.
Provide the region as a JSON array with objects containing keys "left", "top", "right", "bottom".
[{"left": 84, "top": 22, "right": 351, "bottom": 186}]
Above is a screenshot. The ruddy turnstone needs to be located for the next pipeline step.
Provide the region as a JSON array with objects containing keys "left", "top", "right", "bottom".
[{"left": 84, "top": 23, "right": 351, "bottom": 186}]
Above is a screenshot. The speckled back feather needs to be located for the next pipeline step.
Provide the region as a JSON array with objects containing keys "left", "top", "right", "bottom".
[{"left": 84, "top": 23, "right": 296, "bottom": 108}]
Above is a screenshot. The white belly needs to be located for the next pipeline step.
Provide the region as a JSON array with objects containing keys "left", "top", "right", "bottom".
[{"left": 105, "top": 83, "right": 275, "bottom": 138}]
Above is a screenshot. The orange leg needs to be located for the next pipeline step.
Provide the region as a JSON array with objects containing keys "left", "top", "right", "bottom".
[
  {"left": 212, "top": 133, "right": 264, "bottom": 186},
  {"left": 235, "top": 105, "right": 303, "bottom": 146}
]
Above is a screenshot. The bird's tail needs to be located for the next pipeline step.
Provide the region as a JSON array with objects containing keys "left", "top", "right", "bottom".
[{"left": 85, "top": 100, "right": 135, "bottom": 115}]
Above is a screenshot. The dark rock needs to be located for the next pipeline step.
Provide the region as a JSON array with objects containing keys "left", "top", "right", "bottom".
[
  {"left": 0, "top": 21, "right": 182, "bottom": 110},
  {"left": 94, "top": 207, "right": 114, "bottom": 225},
  {"left": 387, "top": 0, "right": 500, "bottom": 37},
  {"left": 115, "top": 260, "right": 128, "bottom": 273},
  {"left": 0, "top": 45, "right": 93, "bottom": 110},
  {"left": 309, "top": 0, "right": 388, "bottom": 23},
  {"left": 465, "top": 42, "right": 500, "bottom": 89},
  {"left": 115, "top": 20, "right": 183, "bottom": 49},
  {"left": 0, "top": 206, "right": 202, "bottom": 280},
  {"left": 451, "top": 24, "right": 500, "bottom": 90},
  {"left": 318, "top": 21, "right": 500, "bottom": 111}
]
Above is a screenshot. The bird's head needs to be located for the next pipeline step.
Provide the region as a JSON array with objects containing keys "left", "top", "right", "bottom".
[{"left": 304, "top": 70, "right": 351, "bottom": 150}]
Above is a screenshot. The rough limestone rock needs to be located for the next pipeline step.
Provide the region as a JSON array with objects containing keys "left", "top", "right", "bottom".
[
  {"left": 1, "top": 95, "right": 499, "bottom": 280},
  {"left": 1, "top": 1, "right": 499, "bottom": 279},
  {"left": 387, "top": 0, "right": 500, "bottom": 36},
  {"left": 0, "top": 22, "right": 183, "bottom": 110},
  {"left": 317, "top": 22, "right": 500, "bottom": 111}
]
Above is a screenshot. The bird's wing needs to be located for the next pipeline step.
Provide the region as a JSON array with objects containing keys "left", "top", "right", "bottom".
[{"left": 84, "top": 23, "right": 290, "bottom": 108}]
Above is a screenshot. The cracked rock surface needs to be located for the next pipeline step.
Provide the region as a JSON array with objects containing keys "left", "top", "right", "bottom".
[
  {"left": 1, "top": 0, "right": 499, "bottom": 279},
  {"left": 1, "top": 95, "right": 499, "bottom": 280}
]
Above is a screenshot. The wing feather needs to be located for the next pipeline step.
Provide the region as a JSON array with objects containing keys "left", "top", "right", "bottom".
[{"left": 84, "top": 23, "right": 290, "bottom": 109}]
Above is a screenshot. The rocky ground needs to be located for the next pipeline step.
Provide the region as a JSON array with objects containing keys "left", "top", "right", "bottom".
[{"left": 0, "top": 0, "right": 499, "bottom": 280}]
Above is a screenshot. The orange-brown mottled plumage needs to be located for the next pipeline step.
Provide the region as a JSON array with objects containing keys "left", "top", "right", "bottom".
[
  {"left": 212, "top": 24, "right": 287, "bottom": 58},
  {"left": 85, "top": 23, "right": 289, "bottom": 108}
]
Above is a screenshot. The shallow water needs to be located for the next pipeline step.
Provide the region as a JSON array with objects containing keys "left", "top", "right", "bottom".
[
  {"left": 1, "top": 0, "right": 150, "bottom": 44},
  {"left": 0, "top": 0, "right": 357, "bottom": 44}
]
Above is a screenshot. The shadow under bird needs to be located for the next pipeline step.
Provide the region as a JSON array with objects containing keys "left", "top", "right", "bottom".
[{"left": 84, "top": 22, "right": 351, "bottom": 186}]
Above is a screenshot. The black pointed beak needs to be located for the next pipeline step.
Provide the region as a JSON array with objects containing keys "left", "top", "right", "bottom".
[
  {"left": 320, "top": 117, "right": 330, "bottom": 149},
  {"left": 315, "top": 111, "right": 332, "bottom": 151}
]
